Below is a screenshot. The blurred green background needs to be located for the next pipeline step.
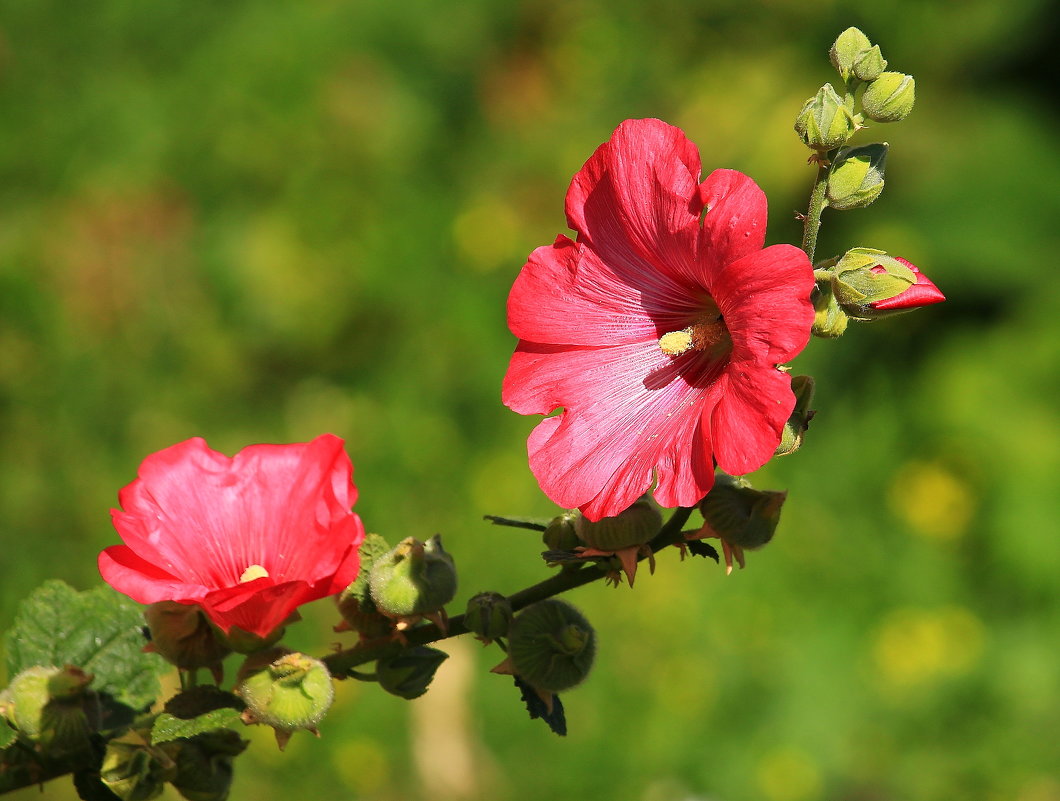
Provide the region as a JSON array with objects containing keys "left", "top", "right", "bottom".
[{"left": 2, "top": 0, "right": 1058, "bottom": 799}]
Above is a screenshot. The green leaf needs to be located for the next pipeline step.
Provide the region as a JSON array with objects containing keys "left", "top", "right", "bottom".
[
  {"left": 2, "top": 580, "right": 168, "bottom": 710},
  {"left": 151, "top": 708, "right": 242, "bottom": 744},
  {"left": 0, "top": 716, "right": 15, "bottom": 749}
]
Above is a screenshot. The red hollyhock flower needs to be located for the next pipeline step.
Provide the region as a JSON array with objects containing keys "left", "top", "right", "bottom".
[
  {"left": 99, "top": 434, "right": 365, "bottom": 639},
  {"left": 503, "top": 119, "right": 815, "bottom": 521}
]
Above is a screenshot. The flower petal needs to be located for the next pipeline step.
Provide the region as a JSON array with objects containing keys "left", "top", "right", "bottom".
[
  {"left": 698, "top": 169, "right": 769, "bottom": 273},
  {"left": 565, "top": 118, "right": 705, "bottom": 288},
  {"left": 508, "top": 235, "right": 701, "bottom": 347},
  {"left": 512, "top": 340, "right": 724, "bottom": 519},
  {"left": 97, "top": 545, "right": 210, "bottom": 605},
  {"left": 710, "top": 366, "right": 795, "bottom": 475},
  {"left": 711, "top": 244, "right": 816, "bottom": 364}
]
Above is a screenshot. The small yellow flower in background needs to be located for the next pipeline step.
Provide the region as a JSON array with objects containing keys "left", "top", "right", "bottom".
[{"left": 888, "top": 460, "right": 975, "bottom": 541}]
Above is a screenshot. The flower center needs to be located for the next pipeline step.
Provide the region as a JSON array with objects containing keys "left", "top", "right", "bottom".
[
  {"left": 658, "top": 317, "right": 731, "bottom": 358},
  {"left": 240, "top": 564, "right": 270, "bottom": 583}
]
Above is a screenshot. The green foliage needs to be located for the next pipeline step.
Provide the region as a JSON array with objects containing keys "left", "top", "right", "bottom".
[
  {"left": 3, "top": 581, "right": 167, "bottom": 711},
  {"left": 0, "top": 717, "right": 14, "bottom": 750},
  {"left": 150, "top": 709, "right": 243, "bottom": 746}
]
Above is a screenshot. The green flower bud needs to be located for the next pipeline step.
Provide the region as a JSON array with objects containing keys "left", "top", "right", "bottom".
[
  {"left": 163, "top": 729, "right": 246, "bottom": 801},
  {"left": 829, "top": 27, "right": 872, "bottom": 81},
  {"left": 0, "top": 665, "right": 94, "bottom": 754},
  {"left": 236, "top": 649, "right": 334, "bottom": 746},
  {"left": 542, "top": 511, "right": 581, "bottom": 551},
  {"left": 862, "top": 72, "right": 915, "bottom": 122},
  {"left": 336, "top": 533, "right": 396, "bottom": 639},
  {"left": 794, "top": 83, "right": 858, "bottom": 151},
  {"left": 369, "top": 535, "right": 458, "bottom": 619},
  {"left": 811, "top": 280, "right": 849, "bottom": 339},
  {"left": 775, "top": 375, "right": 816, "bottom": 457},
  {"left": 508, "top": 600, "right": 596, "bottom": 693},
  {"left": 375, "top": 646, "right": 448, "bottom": 699},
  {"left": 572, "top": 496, "right": 662, "bottom": 551},
  {"left": 699, "top": 473, "right": 786, "bottom": 551},
  {"left": 144, "top": 602, "right": 232, "bottom": 673},
  {"left": 831, "top": 248, "right": 945, "bottom": 320},
  {"left": 826, "top": 143, "right": 887, "bottom": 210},
  {"left": 464, "top": 592, "right": 513, "bottom": 641},
  {"left": 853, "top": 45, "right": 887, "bottom": 82},
  {"left": 101, "top": 742, "right": 174, "bottom": 801}
]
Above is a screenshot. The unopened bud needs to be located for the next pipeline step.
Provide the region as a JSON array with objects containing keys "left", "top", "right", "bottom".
[
  {"left": 336, "top": 533, "right": 395, "bottom": 638},
  {"left": 144, "top": 602, "right": 231, "bottom": 672},
  {"left": 699, "top": 473, "right": 786, "bottom": 551},
  {"left": 464, "top": 592, "right": 513, "bottom": 641},
  {"left": 508, "top": 600, "right": 596, "bottom": 693},
  {"left": 811, "top": 280, "right": 849, "bottom": 339},
  {"left": 827, "top": 143, "right": 887, "bottom": 210},
  {"left": 542, "top": 511, "right": 581, "bottom": 551},
  {"left": 369, "top": 535, "right": 457, "bottom": 619},
  {"left": 572, "top": 496, "right": 662, "bottom": 551},
  {"left": 829, "top": 27, "right": 872, "bottom": 81},
  {"left": 853, "top": 45, "right": 887, "bottom": 82},
  {"left": 795, "top": 83, "right": 858, "bottom": 151},
  {"left": 376, "top": 646, "right": 448, "bottom": 699},
  {"left": 0, "top": 665, "right": 94, "bottom": 755},
  {"left": 775, "top": 375, "right": 816, "bottom": 457},
  {"left": 100, "top": 742, "right": 174, "bottom": 801},
  {"left": 164, "top": 729, "right": 247, "bottom": 801},
  {"left": 236, "top": 650, "right": 334, "bottom": 744},
  {"left": 862, "top": 72, "right": 915, "bottom": 122},
  {"left": 832, "top": 248, "right": 945, "bottom": 320}
]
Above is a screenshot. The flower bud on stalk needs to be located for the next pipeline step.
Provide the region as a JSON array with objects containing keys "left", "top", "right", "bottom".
[
  {"left": 794, "top": 83, "right": 859, "bottom": 151},
  {"left": 827, "top": 143, "right": 887, "bottom": 210},
  {"left": 572, "top": 497, "right": 662, "bottom": 552},
  {"left": 542, "top": 511, "right": 581, "bottom": 551},
  {"left": 100, "top": 741, "right": 174, "bottom": 801},
  {"left": 829, "top": 27, "right": 873, "bottom": 81},
  {"left": 236, "top": 649, "right": 334, "bottom": 750},
  {"left": 505, "top": 600, "right": 596, "bottom": 694},
  {"left": 775, "top": 375, "right": 816, "bottom": 457},
  {"left": 369, "top": 535, "right": 458, "bottom": 630},
  {"left": 811, "top": 279, "right": 849, "bottom": 339},
  {"left": 831, "top": 248, "right": 945, "bottom": 320},
  {"left": 853, "top": 45, "right": 887, "bottom": 82},
  {"left": 163, "top": 730, "right": 246, "bottom": 801},
  {"left": 0, "top": 665, "right": 95, "bottom": 756},
  {"left": 696, "top": 473, "right": 787, "bottom": 574},
  {"left": 862, "top": 72, "right": 915, "bottom": 122},
  {"left": 336, "top": 533, "right": 396, "bottom": 639},
  {"left": 376, "top": 646, "right": 449, "bottom": 699},
  {"left": 143, "top": 602, "right": 231, "bottom": 680},
  {"left": 464, "top": 592, "right": 513, "bottom": 642}
]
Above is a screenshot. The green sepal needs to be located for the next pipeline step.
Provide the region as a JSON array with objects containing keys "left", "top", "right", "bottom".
[
  {"left": 794, "top": 83, "right": 858, "bottom": 151},
  {"left": 3, "top": 581, "right": 168, "bottom": 711}
]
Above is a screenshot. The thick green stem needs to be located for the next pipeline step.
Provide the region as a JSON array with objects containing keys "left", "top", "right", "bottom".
[
  {"left": 801, "top": 161, "right": 830, "bottom": 262},
  {"left": 324, "top": 506, "right": 695, "bottom": 676}
]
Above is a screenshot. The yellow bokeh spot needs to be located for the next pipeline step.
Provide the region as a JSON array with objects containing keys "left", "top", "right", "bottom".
[
  {"left": 872, "top": 606, "right": 985, "bottom": 692},
  {"left": 331, "top": 737, "right": 390, "bottom": 796},
  {"left": 888, "top": 460, "right": 974, "bottom": 541},
  {"left": 239, "top": 564, "right": 270, "bottom": 583},
  {"left": 756, "top": 746, "right": 822, "bottom": 801}
]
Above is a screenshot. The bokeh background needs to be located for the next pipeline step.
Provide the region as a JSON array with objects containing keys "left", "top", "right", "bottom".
[{"left": 2, "top": 0, "right": 1058, "bottom": 799}]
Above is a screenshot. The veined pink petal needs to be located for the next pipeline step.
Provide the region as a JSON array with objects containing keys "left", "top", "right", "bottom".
[
  {"left": 565, "top": 118, "right": 706, "bottom": 289},
  {"left": 711, "top": 244, "right": 816, "bottom": 365},
  {"left": 511, "top": 340, "right": 725, "bottom": 519},
  {"left": 698, "top": 169, "right": 769, "bottom": 273},
  {"left": 508, "top": 235, "right": 702, "bottom": 347}
]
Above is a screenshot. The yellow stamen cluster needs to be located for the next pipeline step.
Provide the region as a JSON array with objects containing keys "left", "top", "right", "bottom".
[{"left": 240, "top": 564, "right": 270, "bottom": 583}]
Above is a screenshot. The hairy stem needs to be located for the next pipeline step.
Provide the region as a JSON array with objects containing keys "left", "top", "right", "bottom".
[{"left": 801, "top": 160, "right": 830, "bottom": 261}]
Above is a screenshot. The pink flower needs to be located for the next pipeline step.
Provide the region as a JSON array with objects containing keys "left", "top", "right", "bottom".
[
  {"left": 502, "top": 119, "right": 815, "bottom": 520},
  {"left": 98, "top": 434, "right": 366, "bottom": 638}
]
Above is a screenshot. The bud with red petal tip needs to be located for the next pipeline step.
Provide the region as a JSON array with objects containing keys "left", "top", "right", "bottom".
[
  {"left": 236, "top": 649, "right": 334, "bottom": 749},
  {"left": 832, "top": 248, "right": 945, "bottom": 320},
  {"left": 862, "top": 72, "right": 915, "bottom": 122},
  {"left": 507, "top": 600, "right": 596, "bottom": 694}
]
